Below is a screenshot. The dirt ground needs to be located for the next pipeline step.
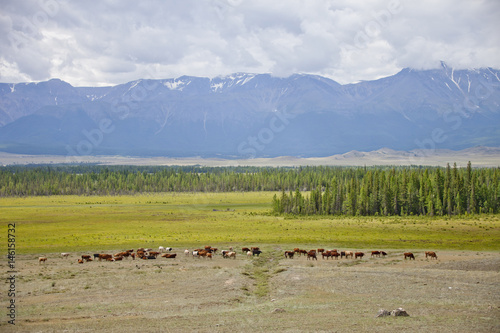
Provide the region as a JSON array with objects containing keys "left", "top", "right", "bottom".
[{"left": 2, "top": 248, "right": 499, "bottom": 332}]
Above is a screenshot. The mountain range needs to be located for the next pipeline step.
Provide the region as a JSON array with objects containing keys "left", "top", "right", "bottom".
[{"left": 0, "top": 62, "right": 499, "bottom": 158}]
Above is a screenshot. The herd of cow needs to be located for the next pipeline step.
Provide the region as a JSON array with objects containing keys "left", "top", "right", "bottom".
[
  {"left": 37, "top": 246, "right": 437, "bottom": 264},
  {"left": 282, "top": 248, "right": 438, "bottom": 261}
]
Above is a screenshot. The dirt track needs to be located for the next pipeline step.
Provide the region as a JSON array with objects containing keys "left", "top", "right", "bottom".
[{"left": 2, "top": 248, "right": 499, "bottom": 332}]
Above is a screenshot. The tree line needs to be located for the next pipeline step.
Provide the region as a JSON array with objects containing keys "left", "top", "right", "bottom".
[
  {"left": 272, "top": 162, "right": 499, "bottom": 216},
  {"left": 0, "top": 163, "right": 499, "bottom": 216}
]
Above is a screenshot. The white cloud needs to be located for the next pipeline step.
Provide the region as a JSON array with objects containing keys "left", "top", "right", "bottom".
[{"left": 0, "top": 0, "right": 499, "bottom": 86}]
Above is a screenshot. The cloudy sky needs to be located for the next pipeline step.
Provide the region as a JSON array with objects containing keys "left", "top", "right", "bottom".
[{"left": 1, "top": 0, "right": 499, "bottom": 86}]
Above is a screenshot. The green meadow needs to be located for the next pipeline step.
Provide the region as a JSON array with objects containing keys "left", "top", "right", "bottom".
[{"left": 1, "top": 192, "right": 499, "bottom": 254}]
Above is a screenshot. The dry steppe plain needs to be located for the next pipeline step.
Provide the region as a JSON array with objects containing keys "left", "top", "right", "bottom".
[{"left": 3, "top": 247, "right": 499, "bottom": 332}]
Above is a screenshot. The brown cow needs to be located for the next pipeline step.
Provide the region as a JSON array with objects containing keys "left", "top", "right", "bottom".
[
  {"left": 162, "top": 253, "right": 177, "bottom": 259},
  {"left": 148, "top": 251, "right": 160, "bottom": 258},
  {"left": 371, "top": 251, "right": 381, "bottom": 257},
  {"left": 293, "top": 248, "right": 300, "bottom": 254},
  {"left": 322, "top": 251, "right": 332, "bottom": 260},
  {"left": 299, "top": 249, "right": 308, "bottom": 256},
  {"left": 317, "top": 248, "right": 325, "bottom": 254},
  {"left": 307, "top": 251, "right": 317, "bottom": 260},
  {"left": 242, "top": 247, "right": 250, "bottom": 253},
  {"left": 81, "top": 255, "right": 91, "bottom": 261},
  {"left": 98, "top": 254, "right": 113, "bottom": 261},
  {"left": 285, "top": 251, "right": 295, "bottom": 258},
  {"left": 425, "top": 251, "right": 437, "bottom": 259},
  {"left": 113, "top": 256, "right": 123, "bottom": 261},
  {"left": 78, "top": 259, "right": 84, "bottom": 264},
  {"left": 404, "top": 252, "right": 415, "bottom": 260},
  {"left": 355, "top": 252, "right": 364, "bottom": 259},
  {"left": 331, "top": 251, "right": 340, "bottom": 260}
]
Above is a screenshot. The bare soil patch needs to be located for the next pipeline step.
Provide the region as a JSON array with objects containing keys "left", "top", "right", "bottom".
[{"left": 2, "top": 248, "right": 499, "bottom": 332}]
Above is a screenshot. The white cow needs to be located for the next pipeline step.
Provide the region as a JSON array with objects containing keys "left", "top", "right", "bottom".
[
  {"left": 61, "top": 253, "right": 70, "bottom": 259},
  {"left": 184, "top": 249, "right": 190, "bottom": 256}
]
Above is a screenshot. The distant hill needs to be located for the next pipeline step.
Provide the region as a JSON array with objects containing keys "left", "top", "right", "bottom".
[{"left": 0, "top": 63, "right": 499, "bottom": 158}]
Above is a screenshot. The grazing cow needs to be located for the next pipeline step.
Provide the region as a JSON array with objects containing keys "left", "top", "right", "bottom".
[
  {"left": 61, "top": 253, "right": 70, "bottom": 259},
  {"left": 98, "top": 254, "right": 113, "bottom": 261},
  {"left": 192, "top": 251, "right": 199, "bottom": 258},
  {"left": 340, "top": 251, "right": 346, "bottom": 258},
  {"left": 317, "top": 249, "right": 325, "bottom": 254},
  {"left": 381, "top": 251, "right": 387, "bottom": 257},
  {"left": 247, "top": 251, "right": 253, "bottom": 257},
  {"left": 227, "top": 251, "right": 236, "bottom": 259},
  {"left": 148, "top": 251, "right": 160, "bottom": 258},
  {"left": 207, "top": 253, "right": 212, "bottom": 259},
  {"left": 242, "top": 247, "right": 250, "bottom": 253},
  {"left": 137, "top": 248, "right": 145, "bottom": 252},
  {"left": 221, "top": 250, "right": 229, "bottom": 257},
  {"left": 93, "top": 254, "right": 100, "bottom": 260},
  {"left": 162, "top": 253, "right": 177, "bottom": 259},
  {"left": 371, "top": 251, "right": 381, "bottom": 257},
  {"left": 331, "top": 251, "right": 340, "bottom": 260},
  {"left": 252, "top": 250, "right": 262, "bottom": 256},
  {"left": 251, "top": 247, "right": 260, "bottom": 251},
  {"left": 106, "top": 257, "right": 115, "bottom": 262},
  {"left": 404, "top": 252, "right": 415, "bottom": 260},
  {"left": 38, "top": 257, "right": 47, "bottom": 264},
  {"left": 184, "top": 249, "right": 190, "bottom": 256},
  {"left": 425, "top": 251, "right": 438, "bottom": 259},
  {"left": 113, "top": 256, "right": 123, "bottom": 261},
  {"left": 78, "top": 259, "right": 84, "bottom": 264},
  {"left": 344, "top": 251, "right": 354, "bottom": 259},
  {"left": 211, "top": 248, "right": 218, "bottom": 254},
  {"left": 293, "top": 248, "right": 301, "bottom": 255},
  {"left": 82, "top": 255, "right": 91, "bottom": 261},
  {"left": 322, "top": 251, "right": 332, "bottom": 260},
  {"left": 285, "top": 251, "right": 295, "bottom": 259},
  {"left": 307, "top": 251, "right": 317, "bottom": 260},
  {"left": 159, "top": 246, "right": 166, "bottom": 253},
  {"left": 130, "top": 253, "right": 136, "bottom": 260},
  {"left": 198, "top": 250, "right": 208, "bottom": 258},
  {"left": 355, "top": 252, "right": 364, "bottom": 259}
]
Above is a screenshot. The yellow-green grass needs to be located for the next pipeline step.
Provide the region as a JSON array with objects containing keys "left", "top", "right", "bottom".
[{"left": 1, "top": 192, "right": 499, "bottom": 254}]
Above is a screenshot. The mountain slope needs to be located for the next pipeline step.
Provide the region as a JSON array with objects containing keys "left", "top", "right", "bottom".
[{"left": 0, "top": 64, "right": 499, "bottom": 158}]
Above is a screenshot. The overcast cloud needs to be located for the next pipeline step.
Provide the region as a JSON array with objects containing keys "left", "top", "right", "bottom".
[{"left": 1, "top": 0, "right": 499, "bottom": 86}]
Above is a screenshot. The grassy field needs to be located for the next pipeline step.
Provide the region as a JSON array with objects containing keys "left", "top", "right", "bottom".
[
  {"left": 1, "top": 192, "right": 499, "bottom": 332},
  {"left": 1, "top": 192, "right": 500, "bottom": 254}
]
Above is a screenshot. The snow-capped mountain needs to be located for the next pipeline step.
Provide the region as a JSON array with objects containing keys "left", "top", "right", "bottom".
[{"left": 0, "top": 63, "right": 499, "bottom": 157}]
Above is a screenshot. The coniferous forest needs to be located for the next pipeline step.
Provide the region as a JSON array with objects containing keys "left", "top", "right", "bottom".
[{"left": 0, "top": 163, "right": 499, "bottom": 216}]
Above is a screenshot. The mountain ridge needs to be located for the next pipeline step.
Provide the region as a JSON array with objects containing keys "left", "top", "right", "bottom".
[{"left": 0, "top": 65, "right": 499, "bottom": 158}]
